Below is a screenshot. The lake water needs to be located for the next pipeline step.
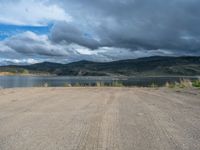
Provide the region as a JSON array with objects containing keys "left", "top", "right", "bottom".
[{"left": 0, "top": 76, "right": 200, "bottom": 88}]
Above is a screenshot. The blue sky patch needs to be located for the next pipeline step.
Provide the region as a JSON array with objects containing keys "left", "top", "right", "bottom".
[{"left": 0, "top": 24, "right": 52, "bottom": 40}]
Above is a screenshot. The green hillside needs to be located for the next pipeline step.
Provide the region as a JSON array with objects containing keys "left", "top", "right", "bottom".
[{"left": 1, "top": 56, "right": 200, "bottom": 76}]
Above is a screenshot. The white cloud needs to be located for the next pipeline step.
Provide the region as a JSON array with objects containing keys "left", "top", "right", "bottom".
[
  {"left": 0, "top": 58, "right": 39, "bottom": 65},
  {"left": 4, "top": 31, "right": 69, "bottom": 56},
  {"left": 0, "top": 0, "right": 72, "bottom": 26},
  {"left": 0, "top": 31, "right": 187, "bottom": 65}
]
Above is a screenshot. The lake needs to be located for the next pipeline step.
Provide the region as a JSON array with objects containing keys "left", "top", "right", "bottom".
[{"left": 0, "top": 76, "right": 200, "bottom": 88}]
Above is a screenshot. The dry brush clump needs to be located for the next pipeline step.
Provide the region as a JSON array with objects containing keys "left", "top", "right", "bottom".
[
  {"left": 111, "top": 81, "right": 124, "bottom": 87},
  {"left": 64, "top": 82, "right": 72, "bottom": 87},
  {"left": 165, "top": 79, "right": 200, "bottom": 89},
  {"left": 179, "top": 79, "right": 193, "bottom": 88},
  {"left": 43, "top": 83, "right": 49, "bottom": 87}
]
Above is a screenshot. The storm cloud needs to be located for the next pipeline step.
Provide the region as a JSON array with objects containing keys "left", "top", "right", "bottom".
[
  {"left": 50, "top": 0, "right": 200, "bottom": 51},
  {"left": 0, "top": 0, "right": 200, "bottom": 65}
]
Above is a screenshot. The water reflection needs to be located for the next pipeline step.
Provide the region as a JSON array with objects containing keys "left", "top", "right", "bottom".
[{"left": 0, "top": 76, "right": 199, "bottom": 88}]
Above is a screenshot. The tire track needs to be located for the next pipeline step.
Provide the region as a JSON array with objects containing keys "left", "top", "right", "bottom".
[
  {"left": 136, "top": 88, "right": 200, "bottom": 150},
  {"left": 72, "top": 89, "right": 121, "bottom": 150}
]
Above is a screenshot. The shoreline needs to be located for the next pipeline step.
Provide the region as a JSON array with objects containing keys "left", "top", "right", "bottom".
[
  {"left": 0, "top": 73, "right": 200, "bottom": 78},
  {"left": 0, "top": 73, "right": 55, "bottom": 77}
]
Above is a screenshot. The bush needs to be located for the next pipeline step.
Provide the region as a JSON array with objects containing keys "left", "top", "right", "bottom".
[
  {"left": 95, "top": 81, "right": 101, "bottom": 87},
  {"left": 166, "top": 79, "right": 194, "bottom": 89},
  {"left": 192, "top": 80, "right": 200, "bottom": 88},
  {"left": 111, "top": 81, "right": 124, "bottom": 87},
  {"left": 179, "top": 79, "right": 192, "bottom": 88},
  {"left": 74, "top": 83, "right": 81, "bottom": 87},
  {"left": 43, "top": 83, "right": 49, "bottom": 87},
  {"left": 64, "top": 82, "right": 72, "bottom": 87},
  {"left": 150, "top": 83, "right": 158, "bottom": 88},
  {"left": 22, "top": 69, "right": 29, "bottom": 74},
  {"left": 165, "top": 82, "right": 175, "bottom": 88}
]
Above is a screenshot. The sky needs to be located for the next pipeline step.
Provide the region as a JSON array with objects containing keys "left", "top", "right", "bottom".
[{"left": 0, "top": 0, "right": 200, "bottom": 65}]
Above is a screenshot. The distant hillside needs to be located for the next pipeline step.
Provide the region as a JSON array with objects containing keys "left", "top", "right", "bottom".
[{"left": 1, "top": 56, "right": 200, "bottom": 76}]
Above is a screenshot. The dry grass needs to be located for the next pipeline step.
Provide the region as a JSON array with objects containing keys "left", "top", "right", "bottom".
[{"left": 0, "top": 72, "right": 15, "bottom": 76}]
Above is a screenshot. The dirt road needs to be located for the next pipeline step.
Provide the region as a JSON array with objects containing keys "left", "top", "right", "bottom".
[{"left": 0, "top": 87, "right": 200, "bottom": 150}]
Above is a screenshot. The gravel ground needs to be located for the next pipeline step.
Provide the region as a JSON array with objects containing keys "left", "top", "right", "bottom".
[{"left": 0, "top": 87, "right": 200, "bottom": 150}]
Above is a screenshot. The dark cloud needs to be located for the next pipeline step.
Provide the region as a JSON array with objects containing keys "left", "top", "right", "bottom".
[
  {"left": 50, "top": 0, "right": 200, "bottom": 52},
  {"left": 4, "top": 31, "right": 68, "bottom": 56},
  {"left": 50, "top": 21, "right": 100, "bottom": 49},
  {"left": 1, "top": 0, "right": 200, "bottom": 65}
]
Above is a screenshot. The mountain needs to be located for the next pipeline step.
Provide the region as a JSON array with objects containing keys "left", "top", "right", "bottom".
[{"left": 1, "top": 56, "right": 200, "bottom": 76}]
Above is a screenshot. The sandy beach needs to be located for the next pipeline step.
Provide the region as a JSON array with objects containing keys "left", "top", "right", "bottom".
[{"left": 0, "top": 87, "right": 200, "bottom": 150}]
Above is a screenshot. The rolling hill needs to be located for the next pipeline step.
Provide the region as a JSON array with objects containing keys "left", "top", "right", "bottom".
[{"left": 1, "top": 56, "right": 200, "bottom": 76}]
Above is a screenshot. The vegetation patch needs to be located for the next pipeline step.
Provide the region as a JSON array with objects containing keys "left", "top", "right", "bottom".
[{"left": 192, "top": 80, "right": 200, "bottom": 88}]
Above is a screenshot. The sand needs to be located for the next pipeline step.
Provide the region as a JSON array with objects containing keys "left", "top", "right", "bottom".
[{"left": 0, "top": 87, "right": 200, "bottom": 150}]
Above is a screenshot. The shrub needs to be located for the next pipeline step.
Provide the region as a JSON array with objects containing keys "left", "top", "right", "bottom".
[
  {"left": 165, "top": 82, "right": 170, "bottom": 87},
  {"left": 111, "top": 81, "right": 124, "bottom": 87},
  {"left": 64, "top": 82, "right": 72, "bottom": 87},
  {"left": 179, "top": 79, "right": 192, "bottom": 88},
  {"left": 74, "top": 83, "right": 81, "bottom": 87},
  {"left": 100, "top": 82, "right": 105, "bottom": 87},
  {"left": 192, "top": 80, "right": 200, "bottom": 88},
  {"left": 169, "top": 84, "right": 176, "bottom": 88},
  {"left": 166, "top": 79, "right": 194, "bottom": 89},
  {"left": 150, "top": 83, "right": 158, "bottom": 88},
  {"left": 43, "top": 83, "right": 49, "bottom": 87},
  {"left": 22, "top": 69, "right": 29, "bottom": 74},
  {"left": 95, "top": 81, "right": 101, "bottom": 87},
  {"left": 165, "top": 82, "right": 175, "bottom": 88}
]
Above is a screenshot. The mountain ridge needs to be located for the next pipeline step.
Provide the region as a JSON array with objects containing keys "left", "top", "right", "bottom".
[{"left": 1, "top": 56, "right": 200, "bottom": 76}]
